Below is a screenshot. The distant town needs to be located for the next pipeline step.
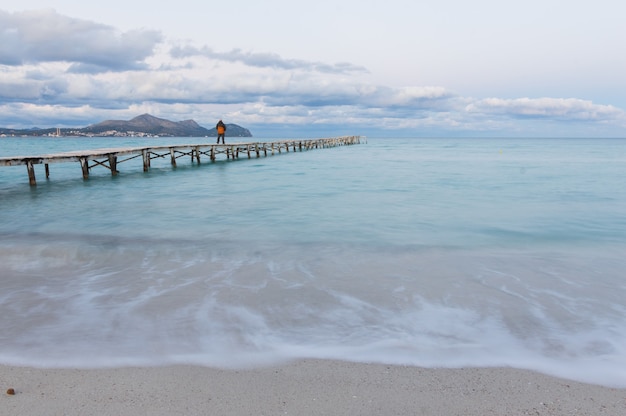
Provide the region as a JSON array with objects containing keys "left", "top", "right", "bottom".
[{"left": 0, "top": 128, "right": 167, "bottom": 138}]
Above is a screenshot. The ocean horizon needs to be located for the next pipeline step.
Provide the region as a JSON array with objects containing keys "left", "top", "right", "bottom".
[{"left": 1, "top": 136, "right": 625, "bottom": 388}]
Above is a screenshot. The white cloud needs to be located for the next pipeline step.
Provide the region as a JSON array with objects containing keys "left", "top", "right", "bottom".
[
  {"left": 0, "top": 9, "right": 162, "bottom": 72},
  {"left": 466, "top": 98, "right": 625, "bottom": 121},
  {"left": 170, "top": 45, "right": 368, "bottom": 74},
  {"left": 1, "top": 6, "right": 625, "bottom": 137}
]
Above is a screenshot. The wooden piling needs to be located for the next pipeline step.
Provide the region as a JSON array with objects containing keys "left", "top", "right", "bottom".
[
  {"left": 170, "top": 148, "right": 177, "bottom": 167},
  {"left": 27, "top": 161, "right": 36, "bottom": 186},
  {"left": 142, "top": 150, "right": 150, "bottom": 171},
  {"left": 80, "top": 157, "right": 89, "bottom": 179},
  {"left": 108, "top": 155, "right": 118, "bottom": 176}
]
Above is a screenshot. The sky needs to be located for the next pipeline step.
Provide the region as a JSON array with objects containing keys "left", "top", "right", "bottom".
[{"left": 1, "top": 0, "right": 625, "bottom": 137}]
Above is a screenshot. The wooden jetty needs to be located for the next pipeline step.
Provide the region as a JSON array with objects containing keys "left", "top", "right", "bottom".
[{"left": 0, "top": 136, "right": 362, "bottom": 186}]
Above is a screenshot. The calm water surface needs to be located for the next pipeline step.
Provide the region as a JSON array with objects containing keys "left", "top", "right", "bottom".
[{"left": 1, "top": 137, "right": 625, "bottom": 387}]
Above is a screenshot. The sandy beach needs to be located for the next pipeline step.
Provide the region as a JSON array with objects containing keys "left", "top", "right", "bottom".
[{"left": 2, "top": 360, "right": 624, "bottom": 415}]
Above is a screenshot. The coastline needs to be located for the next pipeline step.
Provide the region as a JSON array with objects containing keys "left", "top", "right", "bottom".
[{"left": 2, "top": 360, "right": 624, "bottom": 415}]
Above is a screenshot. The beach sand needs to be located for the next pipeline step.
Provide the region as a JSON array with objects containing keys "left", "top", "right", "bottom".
[{"left": 2, "top": 360, "right": 624, "bottom": 415}]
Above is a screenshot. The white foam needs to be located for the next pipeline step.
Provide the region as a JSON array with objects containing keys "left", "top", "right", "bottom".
[{"left": 1, "top": 231, "right": 625, "bottom": 387}]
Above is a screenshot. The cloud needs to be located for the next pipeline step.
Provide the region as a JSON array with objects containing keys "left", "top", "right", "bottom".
[
  {"left": 466, "top": 97, "right": 625, "bottom": 121},
  {"left": 257, "top": 83, "right": 458, "bottom": 111},
  {"left": 170, "top": 45, "right": 368, "bottom": 74},
  {"left": 1, "top": 9, "right": 625, "bottom": 137},
  {"left": 0, "top": 9, "right": 162, "bottom": 72}
]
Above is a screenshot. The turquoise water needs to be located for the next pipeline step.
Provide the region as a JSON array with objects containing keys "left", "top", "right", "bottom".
[{"left": 1, "top": 137, "right": 625, "bottom": 387}]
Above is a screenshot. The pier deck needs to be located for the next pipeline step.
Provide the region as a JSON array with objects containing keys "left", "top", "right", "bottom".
[{"left": 0, "top": 136, "right": 362, "bottom": 186}]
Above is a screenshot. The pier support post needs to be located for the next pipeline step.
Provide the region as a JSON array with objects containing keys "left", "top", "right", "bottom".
[
  {"left": 26, "top": 161, "right": 36, "bottom": 186},
  {"left": 142, "top": 150, "right": 150, "bottom": 171},
  {"left": 108, "top": 155, "right": 118, "bottom": 176},
  {"left": 79, "top": 157, "right": 89, "bottom": 179},
  {"left": 45, "top": 163, "right": 50, "bottom": 179},
  {"left": 170, "top": 148, "right": 177, "bottom": 167},
  {"left": 210, "top": 146, "right": 215, "bottom": 161},
  {"left": 195, "top": 146, "right": 201, "bottom": 164}
]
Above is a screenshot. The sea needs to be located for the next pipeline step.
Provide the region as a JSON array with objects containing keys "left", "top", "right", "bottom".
[{"left": 1, "top": 136, "right": 625, "bottom": 388}]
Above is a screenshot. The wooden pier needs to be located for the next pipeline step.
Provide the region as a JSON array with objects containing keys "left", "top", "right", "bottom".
[{"left": 0, "top": 136, "right": 362, "bottom": 186}]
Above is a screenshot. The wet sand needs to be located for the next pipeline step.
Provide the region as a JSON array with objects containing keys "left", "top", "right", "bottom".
[{"left": 2, "top": 360, "right": 625, "bottom": 415}]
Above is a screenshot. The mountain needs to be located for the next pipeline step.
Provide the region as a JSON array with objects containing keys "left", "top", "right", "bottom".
[
  {"left": 82, "top": 114, "right": 252, "bottom": 137},
  {"left": 0, "top": 114, "right": 253, "bottom": 137}
]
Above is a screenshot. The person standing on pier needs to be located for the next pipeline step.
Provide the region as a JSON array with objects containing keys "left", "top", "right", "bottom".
[{"left": 216, "top": 119, "right": 226, "bottom": 144}]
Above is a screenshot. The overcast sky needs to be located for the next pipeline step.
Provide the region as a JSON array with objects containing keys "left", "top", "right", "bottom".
[{"left": 1, "top": 1, "right": 625, "bottom": 137}]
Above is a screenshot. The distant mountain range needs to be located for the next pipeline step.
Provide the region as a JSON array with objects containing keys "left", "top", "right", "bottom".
[{"left": 0, "top": 114, "right": 252, "bottom": 138}]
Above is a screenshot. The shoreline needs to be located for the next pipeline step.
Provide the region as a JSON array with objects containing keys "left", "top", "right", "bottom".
[{"left": 2, "top": 360, "right": 624, "bottom": 415}]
